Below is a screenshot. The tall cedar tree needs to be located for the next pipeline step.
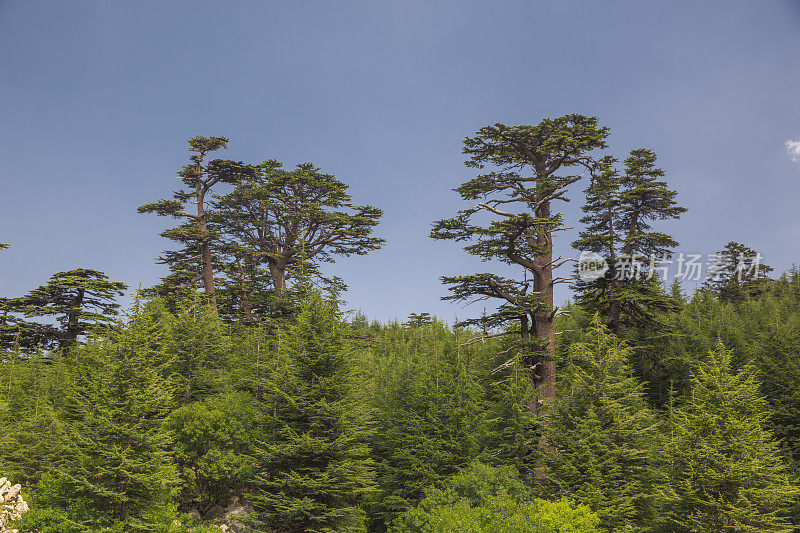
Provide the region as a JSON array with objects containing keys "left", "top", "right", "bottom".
[
  {"left": 430, "top": 115, "right": 609, "bottom": 408},
  {"left": 0, "top": 268, "right": 126, "bottom": 352},
  {"left": 573, "top": 149, "right": 686, "bottom": 334},
  {"left": 138, "top": 136, "right": 255, "bottom": 309},
  {"left": 248, "top": 292, "right": 376, "bottom": 532},
  {"left": 546, "top": 316, "right": 660, "bottom": 530},
  {"left": 702, "top": 241, "right": 772, "bottom": 302},
  {"left": 655, "top": 341, "right": 798, "bottom": 532},
  {"left": 213, "top": 160, "right": 384, "bottom": 314}
]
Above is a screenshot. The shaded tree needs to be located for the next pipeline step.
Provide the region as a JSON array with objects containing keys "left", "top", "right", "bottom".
[{"left": 431, "top": 115, "right": 609, "bottom": 408}]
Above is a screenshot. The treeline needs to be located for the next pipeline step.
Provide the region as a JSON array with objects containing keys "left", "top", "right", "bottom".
[
  {"left": 0, "top": 115, "right": 799, "bottom": 532},
  {"left": 1, "top": 276, "right": 799, "bottom": 531}
]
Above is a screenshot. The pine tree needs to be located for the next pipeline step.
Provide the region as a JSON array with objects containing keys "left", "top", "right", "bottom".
[
  {"left": 213, "top": 159, "right": 384, "bottom": 316},
  {"left": 573, "top": 149, "right": 685, "bottom": 335},
  {"left": 0, "top": 268, "right": 127, "bottom": 352},
  {"left": 655, "top": 341, "right": 798, "bottom": 532},
  {"left": 138, "top": 136, "right": 255, "bottom": 309},
  {"left": 28, "top": 310, "right": 178, "bottom": 530},
  {"left": 248, "top": 292, "right": 376, "bottom": 532},
  {"left": 546, "top": 316, "right": 660, "bottom": 530},
  {"left": 162, "top": 295, "right": 232, "bottom": 405},
  {"left": 482, "top": 349, "right": 540, "bottom": 480},
  {"left": 367, "top": 322, "right": 487, "bottom": 530},
  {"left": 703, "top": 241, "right": 773, "bottom": 302},
  {"left": 431, "top": 115, "right": 609, "bottom": 409}
]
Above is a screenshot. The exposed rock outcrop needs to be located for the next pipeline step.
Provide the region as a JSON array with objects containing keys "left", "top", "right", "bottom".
[{"left": 0, "top": 477, "right": 28, "bottom": 533}]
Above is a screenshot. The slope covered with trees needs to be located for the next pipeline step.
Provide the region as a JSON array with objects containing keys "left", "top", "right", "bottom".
[{"left": 1, "top": 121, "right": 798, "bottom": 532}]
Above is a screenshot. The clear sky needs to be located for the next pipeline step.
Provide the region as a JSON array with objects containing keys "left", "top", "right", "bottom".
[{"left": 1, "top": 1, "right": 799, "bottom": 323}]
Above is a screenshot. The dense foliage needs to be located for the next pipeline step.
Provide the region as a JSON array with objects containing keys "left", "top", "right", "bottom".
[{"left": 2, "top": 120, "right": 799, "bottom": 531}]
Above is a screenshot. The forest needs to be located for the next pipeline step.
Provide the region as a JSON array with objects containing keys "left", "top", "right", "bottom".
[{"left": 1, "top": 115, "right": 799, "bottom": 533}]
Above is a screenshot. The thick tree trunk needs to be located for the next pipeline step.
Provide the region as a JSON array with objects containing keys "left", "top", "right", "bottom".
[
  {"left": 62, "top": 289, "right": 85, "bottom": 352},
  {"left": 529, "top": 202, "right": 557, "bottom": 412},
  {"left": 533, "top": 254, "right": 557, "bottom": 409},
  {"left": 269, "top": 260, "right": 287, "bottom": 294}
]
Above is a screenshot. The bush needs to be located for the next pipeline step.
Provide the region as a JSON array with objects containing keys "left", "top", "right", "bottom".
[{"left": 390, "top": 463, "right": 599, "bottom": 533}]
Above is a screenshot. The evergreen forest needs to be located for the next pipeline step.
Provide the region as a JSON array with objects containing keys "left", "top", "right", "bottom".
[{"left": 2, "top": 117, "right": 800, "bottom": 533}]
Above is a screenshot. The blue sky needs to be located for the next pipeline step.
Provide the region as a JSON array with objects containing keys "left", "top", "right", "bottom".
[{"left": 1, "top": 1, "right": 799, "bottom": 322}]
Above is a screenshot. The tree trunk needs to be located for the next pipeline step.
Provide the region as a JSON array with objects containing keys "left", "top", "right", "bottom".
[
  {"left": 269, "top": 260, "right": 286, "bottom": 294},
  {"left": 196, "top": 183, "right": 217, "bottom": 310},
  {"left": 530, "top": 202, "right": 557, "bottom": 412}
]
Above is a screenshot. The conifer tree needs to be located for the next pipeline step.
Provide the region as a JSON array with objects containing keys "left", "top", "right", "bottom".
[
  {"left": 248, "top": 292, "right": 376, "bottom": 532},
  {"left": 655, "top": 341, "right": 798, "bottom": 532},
  {"left": 162, "top": 296, "right": 232, "bottom": 405},
  {"left": 138, "top": 136, "right": 255, "bottom": 309},
  {"left": 431, "top": 115, "right": 609, "bottom": 408},
  {"left": 0, "top": 269, "right": 126, "bottom": 352},
  {"left": 546, "top": 316, "right": 660, "bottom": 530},
  {"left": 483, "top": 349, "right": 540, "bottom": 479},
  {"left": 703, "top": 241, "right": 772, "bottom": 302},
  {"left": 404, "top": 312, "right": 433, "bottom": 328},
  {"left": 27, "top": 312, "right": 178, "bottom": 529},
  {"left": 368, "top": 322, "right": 487, "bottom": 529},
  {"left": 213, "top": 160, "right": 384, "bottom": 315},
  {"left": 573, "top": 149, "right": 685, "bottom": 334},
  {"left": 0, "top": 351, "right": 69, "bottom": 487}
]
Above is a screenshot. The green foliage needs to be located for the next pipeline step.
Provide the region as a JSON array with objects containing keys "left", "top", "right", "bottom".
[
  {"left": 166, "top": 391, "right": 261, "bottom": 513},
  {"left": 391, "top": 463, "right": 600, "bottom": 533},
  {"left": 0, "top": 268, "right": 126, "bottom": 352},
  {"left": 247, "top": 292, "right": 376, "bottom": 532},
  {"left": 161, "top": 297, "right": 232, "bottom": 404},
  {"left": 546, "top": 317, "right": 660, "bottom": 530},
  {"left": 366, "top": 321, "right": 490, "bottom": 528},
  {"left": 654, "top": 341, "right": 798, "bottom": 532},
  {"left": 28, "top": 319, "right": 179, "bottom": 529},
  {"left": 572, "top": 149, "right": 685, "bottom": 334}
]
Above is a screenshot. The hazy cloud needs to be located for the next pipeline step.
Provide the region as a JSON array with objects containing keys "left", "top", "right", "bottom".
[{"left": 787, "top": 139, "right": 800, "bottom": 165}]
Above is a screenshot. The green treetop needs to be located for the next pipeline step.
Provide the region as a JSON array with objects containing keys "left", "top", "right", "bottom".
[
  {"left": 546, "top": 316, "right": 660, "bottom": 530},
  {"left": 655, "top": 341, "right": 798, "bottom": 532},
  {"left": 702, "top": 241, "right": 772, "bottom": 302},
  {"left": 247, "top": 292, "right": 376, "bottom": 532}
]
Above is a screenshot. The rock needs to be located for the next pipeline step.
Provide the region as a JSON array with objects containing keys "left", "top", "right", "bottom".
[{"left": 0, "top": 476, "right": 28, "bottom": 533}]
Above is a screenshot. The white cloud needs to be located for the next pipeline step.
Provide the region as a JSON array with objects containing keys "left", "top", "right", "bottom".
[{"left": 786, "top": 139, "right": 800, "bottom": 165}]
